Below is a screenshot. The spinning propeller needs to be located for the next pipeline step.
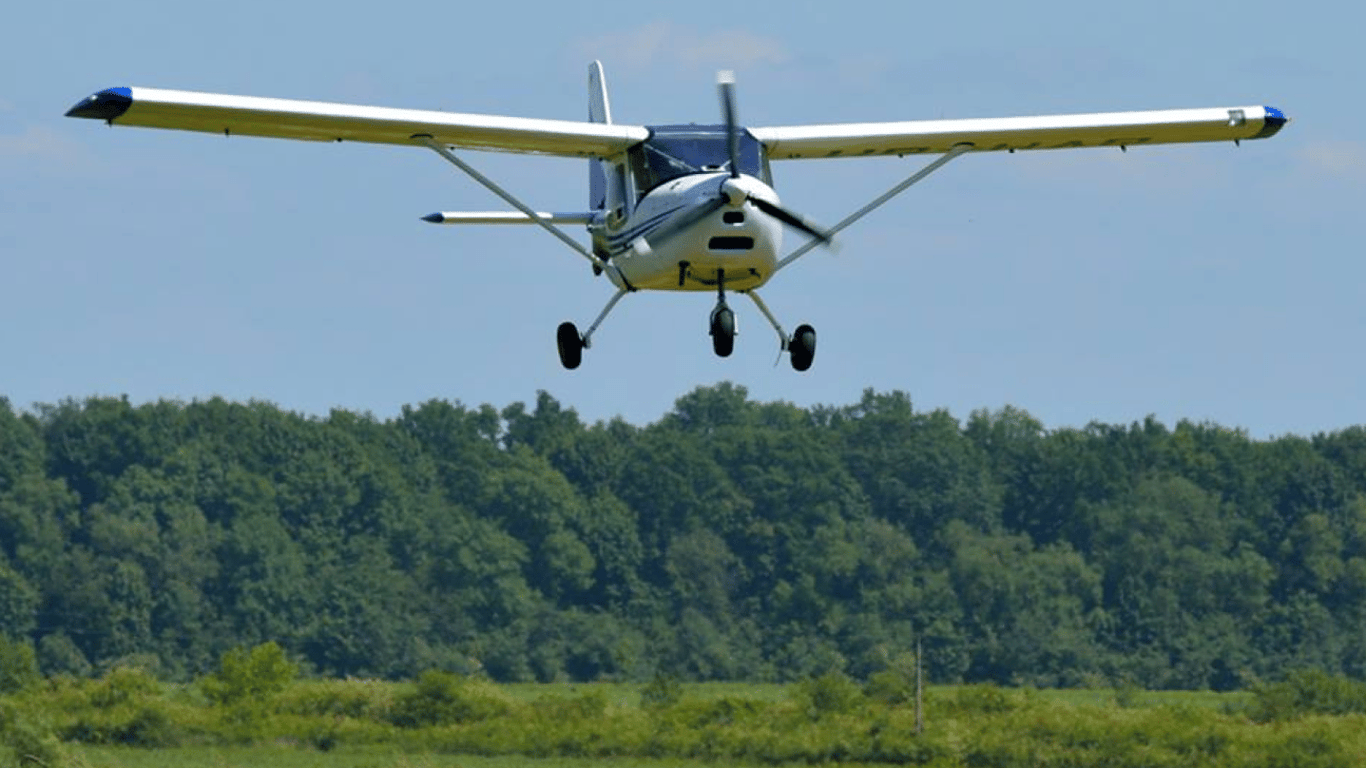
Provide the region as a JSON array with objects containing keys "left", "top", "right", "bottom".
[
  {"left": 637, "top": 72, "right": 833, "bottom": 254},
  {"left": 717, "top": 71, "right": 833, "bottom": 246}
]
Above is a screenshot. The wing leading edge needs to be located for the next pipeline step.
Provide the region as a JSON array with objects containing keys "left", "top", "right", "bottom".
[
  {"left": 66, "top": 86, "right": 649, "bottom": 158},
  {"left": 752, "top": 105, "right": 1287, "bottom": 159}
]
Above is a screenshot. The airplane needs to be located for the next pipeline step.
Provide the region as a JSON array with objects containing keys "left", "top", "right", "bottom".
[{"left": 66, "top": 63, "right": 1288, "bottom": 371}]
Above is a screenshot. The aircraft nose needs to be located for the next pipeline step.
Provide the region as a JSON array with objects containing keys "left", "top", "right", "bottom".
[{"left": 66, "top": 87, "right": 133, "bottom": 120}]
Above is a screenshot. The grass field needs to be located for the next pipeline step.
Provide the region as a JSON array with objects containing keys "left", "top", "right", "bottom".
[{"left": 72, "top": 745, "right": 728, "bottom": 768}]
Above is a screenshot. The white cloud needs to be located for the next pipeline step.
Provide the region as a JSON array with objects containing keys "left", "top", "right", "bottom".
[
  {"left": 0, "top": 124, "right": 95, "bottom": 175},
  {"left": 576, "top": 22, "right": 790, "bottom": 71},
  {"left": 0, "top": 125, "right": 77, "bottom": 159},
  {"left": 1295, "top": 140, "right": 1366, "bottom": 182}
]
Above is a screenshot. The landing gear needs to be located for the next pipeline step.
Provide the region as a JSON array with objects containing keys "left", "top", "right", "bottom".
[
  {"left": 746, "top": 292, "right": 817, "bottom": 372},
  {"left": 556, "top": 287, "right": 630, "bottom": 370},
  {"left": 556, "top": 322, "right": 584, "bottom": 369},
  {"left": 709, "top": 270, "right": 736, "bottom": 357},
  {"left": 789, "top": 323, "right": 816, "bottom": 371},
  {"left": 710, "top": 305, "right": 736, "bottom": 357}
]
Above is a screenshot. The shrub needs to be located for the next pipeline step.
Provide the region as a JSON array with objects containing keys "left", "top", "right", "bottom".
[
  {"left": 88, "top": 666, "right": 161, "bottom": 708},
  {"left": 1249, "top": 669, "right": 1366, "bottom": 722},
  {"left": 0, "top": 637, "right": 40, "bottom": 695},
  {"left": 792, "top": 670, "right": 864, "bottom": 719},
  {"left": 201, "top": 642, "right": 297, "bottom": 707},
  {"left": 61, "top": 703, "right": 184, "bottom": 748},
  {"left": 952, "top": 683, "right": 1017, "bottom": 714},
  {"left": 275, "top": 679, "right": 390, "bottom": 719},
  {"left": 640, "top": 672, "right": 682, "bottom": 710},
  {"left": 389, "top": 670, "right": 514, "bottom": 728},
  {"left": 0, "top": 699, "right": 64, "bottom": 767}
]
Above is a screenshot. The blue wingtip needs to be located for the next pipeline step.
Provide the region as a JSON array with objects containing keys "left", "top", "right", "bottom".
[
  {"left": 66, "top": 87, "right": 133, "bottom": 120},
  {"left": 421, "top": 213, "right": 444, "bottom": 224},
  {"left": 1255, "top": 106, "right": 1288, "bottom": 139}
]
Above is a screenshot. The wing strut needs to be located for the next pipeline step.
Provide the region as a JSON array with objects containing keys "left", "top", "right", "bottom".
[
  {"left": 772, "top": 142, "right": 975, "bottom": 275},
  {"left": 415, "top": 135, "right": 609, "bottom": 273}
]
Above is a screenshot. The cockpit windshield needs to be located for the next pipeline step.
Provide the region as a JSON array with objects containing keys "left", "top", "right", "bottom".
[{"left": 629, "top": 125, "right": 766, "bottom": 194}]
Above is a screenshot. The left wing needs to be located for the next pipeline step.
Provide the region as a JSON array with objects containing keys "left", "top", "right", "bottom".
[
  {"left": 66, "top": 86, "right": 650, "bottom": 157},
  {"left": 751, "top": 105, "right": 1287, "bottom": 159}
]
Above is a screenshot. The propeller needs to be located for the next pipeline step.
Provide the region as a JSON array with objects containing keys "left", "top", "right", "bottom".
[
  {"left": 636, "top": 71, "right": 835, "bottom": 255},
  {"left": 717, "top": 71, "right": 833, "bottom": 245},
  {"left": 719, "top": 71, "right": 740, "bottom": 180}
]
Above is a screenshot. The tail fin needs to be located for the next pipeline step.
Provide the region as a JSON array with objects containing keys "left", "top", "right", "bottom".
[{"left": 588, "top": 61, "right": 612, "bottom": 210}]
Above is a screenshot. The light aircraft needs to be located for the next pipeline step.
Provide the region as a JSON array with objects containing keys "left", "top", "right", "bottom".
[{"left": 67, "top": 63, "right": 1287, "bottom": 371}]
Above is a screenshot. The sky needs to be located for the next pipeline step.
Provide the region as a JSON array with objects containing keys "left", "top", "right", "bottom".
[{"left": 3, "top": 0, "right": 1361, "bottom": 438}]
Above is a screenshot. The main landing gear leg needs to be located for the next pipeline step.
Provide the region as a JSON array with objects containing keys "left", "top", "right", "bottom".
[
  {"left": 558, "top": 287, "right": 629, "bottom": 370},
  {"left": 746, "top": 291, "right": 815, "bottom": 371},
  {"left": 709, "top": 268, "right": 737, "bottom": 357}
]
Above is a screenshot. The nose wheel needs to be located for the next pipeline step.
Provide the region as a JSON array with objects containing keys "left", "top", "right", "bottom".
[
  {"left": 709, "top": 269, "right": 737, "bottom": 358},
  {"left": 710, "top": 303, "right": 736, "bottom": 357}
]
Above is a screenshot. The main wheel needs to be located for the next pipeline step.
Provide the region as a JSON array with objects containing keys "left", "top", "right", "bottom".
[
  {"left": 789, "top": 324, "right": 816, "bottom": 371},
  {"left": 556, "top": 322, "right": 584, "bottom": 369},
  {"left": 710, "top": 307, "right": 736, "bottom": 357}
]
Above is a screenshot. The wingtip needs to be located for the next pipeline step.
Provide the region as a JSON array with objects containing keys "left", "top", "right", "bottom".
[
  {"left": 421, "top": 213, "right": 444, "bottom": 224},
  {"left": 66, "top": 87, "right": 133, "bottom": 120},
  {"left": 1255, "top": 106, "right": 1288, "bottom": 139}
]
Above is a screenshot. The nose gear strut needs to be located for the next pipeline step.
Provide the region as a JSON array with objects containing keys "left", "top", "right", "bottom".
[{"left": 709, "top": 268, "right": 737, "bottom": 357}]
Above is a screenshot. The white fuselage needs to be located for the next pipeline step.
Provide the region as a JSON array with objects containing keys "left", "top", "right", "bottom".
[{"left": 599, "top": 172, "right": 783, "bottom": 293}]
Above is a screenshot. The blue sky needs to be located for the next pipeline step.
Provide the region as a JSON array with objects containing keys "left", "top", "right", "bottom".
[{"left": 3, "top": 0, "right": 1360, "bottom": 437}]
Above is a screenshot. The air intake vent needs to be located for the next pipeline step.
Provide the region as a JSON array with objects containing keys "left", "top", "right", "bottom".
[{"left": 708, "top": 236, "right": 754, "bottom": 250}]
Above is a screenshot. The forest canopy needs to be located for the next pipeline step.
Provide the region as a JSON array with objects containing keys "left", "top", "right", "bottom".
[{"left": 1, "top": 385, "right": 1363, "bottom": 689}]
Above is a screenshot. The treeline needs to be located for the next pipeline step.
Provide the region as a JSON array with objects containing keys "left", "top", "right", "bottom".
[{"left": 1, "top": 385, "right": 1364, "bottom": 688}]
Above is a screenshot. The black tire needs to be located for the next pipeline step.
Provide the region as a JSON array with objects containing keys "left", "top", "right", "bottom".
[
  {"left": 556, "top": 322, "right": 584, "bottom": 369},
  {"left": 710, "top": 307, "right": 735, "bottom": 357},
  {"left": 789, "top": 324, "right": 816, "bottom": 371}
]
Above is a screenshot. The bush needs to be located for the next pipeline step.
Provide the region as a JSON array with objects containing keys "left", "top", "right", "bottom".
[
  {"left": 201, "top": 642, "right": 298, "bottom": 707},
  {"left": 61, "top": 702, "right": 184, "bottom": 748},
  {"left": 88, "top": 666, "right": 161, "bottom": 708},
  {"left": 275, "top": 679, "right": 390, "bottom": 719},
  {"left": 1249, "top": 669, "right": 1366, "bottom": 722},
  {"left": 0, "top": 637, "right": 40, "bottom": 695},
  {"left": 0, "top": 699, "right": 64, "bottom": 767},
  {"left": 792, "top": 670, "right": 864, "bottom": 719},
  {"left": 640, "top": 672, "right": 682, "bottom": 710},
  {"left": 389, "top": 670, "right": 514, "bottom": 728},
  {"left": 951, "top": 683, "right": 1018, "bottom": 714}
]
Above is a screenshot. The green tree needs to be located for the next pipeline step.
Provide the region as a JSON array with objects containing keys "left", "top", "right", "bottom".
[{"left": 202, "top": 641, "right": 297, "bottom": 710}]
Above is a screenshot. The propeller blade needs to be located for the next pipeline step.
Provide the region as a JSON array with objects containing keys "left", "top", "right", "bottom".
[
  {"left": 750, "top": 197, "right": 834, "bottom": 245},
  {"left": 718, "top": 71, "right": 740, "bottom": 179}
]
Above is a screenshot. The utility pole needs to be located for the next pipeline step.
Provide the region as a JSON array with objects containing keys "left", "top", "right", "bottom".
[{"left": 915, "top": 638, "right": 924, "bottom": 734}]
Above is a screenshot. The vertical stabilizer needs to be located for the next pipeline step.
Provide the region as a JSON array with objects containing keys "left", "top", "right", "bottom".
[
  {"left": 588, "top": 60, "right": 612, "bottom": 124},
  {"left": 588, "top": 61, "right": 612, "bottom": 210}
]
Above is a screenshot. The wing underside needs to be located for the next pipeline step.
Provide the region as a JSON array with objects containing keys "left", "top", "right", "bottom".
[
  {"left": 751, "top": 105, "right": 1287, "bottom": 159},
  {"left": 66, "top": 86, "right": 649, "bottom": 158}
]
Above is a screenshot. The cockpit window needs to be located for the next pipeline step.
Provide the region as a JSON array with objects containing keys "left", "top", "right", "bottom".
[{"left": 629, "top": 125, "right": 766, "bottom": 194}]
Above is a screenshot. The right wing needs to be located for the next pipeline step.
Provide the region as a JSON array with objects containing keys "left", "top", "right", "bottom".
[
  {"left": 66, "top": 86, "right": 650, "bottom": 158},
  {"left": 751, "top": 105, "right": 1288, "bottom": 159}
]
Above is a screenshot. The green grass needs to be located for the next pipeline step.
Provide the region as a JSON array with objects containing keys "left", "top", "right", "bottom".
[{"left": 73, "top": 745, "right": 753, "bottom": 768}]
